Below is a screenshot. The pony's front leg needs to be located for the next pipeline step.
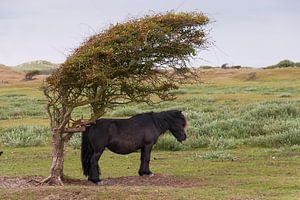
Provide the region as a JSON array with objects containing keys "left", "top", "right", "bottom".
[
  {"left": 138, "top": 144, "right": 153, "bottom": 176},
  {"left": 89, "top": 149, "right": 104, "bottom": 185}
]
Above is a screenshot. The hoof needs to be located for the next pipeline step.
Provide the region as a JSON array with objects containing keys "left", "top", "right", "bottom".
[
  {"left": 95, "top": 181, "right": 103, "bottom": 186},
  {"left": 139, "top": 172, "right": 153, "bottom": 176},
  {"left": 90, "top": 180, "right": 102, "bottom": 186},
  {"left": 88, "top": 178, "right": 102, "bottom": 185}
]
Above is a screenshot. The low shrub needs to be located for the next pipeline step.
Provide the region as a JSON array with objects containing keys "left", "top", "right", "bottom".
[
  {"left": 68, "top": 133, "right": 81, "bottom": 149},
  {"left": 245, "top": 128, "right": 300, "bottom": 148},
  {"left": 154, "top": 134, "right": 183, "bottom": 151},
  {"left": 0, "top": 126, "right": 50, "bottom": 147},
  {"left": 242, "top": 101, "right": 300, "bottom": 120}
]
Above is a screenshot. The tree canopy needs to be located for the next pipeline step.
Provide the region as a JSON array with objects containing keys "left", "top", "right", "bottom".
[{"left": 45, "top": 12, "right": 210, "bottom": 120}]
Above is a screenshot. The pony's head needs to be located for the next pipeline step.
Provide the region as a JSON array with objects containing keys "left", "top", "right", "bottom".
[{"left": 165, "top": 110, "right": 187, "bottom": 142}]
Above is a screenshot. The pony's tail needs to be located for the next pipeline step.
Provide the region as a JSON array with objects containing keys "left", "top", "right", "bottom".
[{"left": 81, "top": 127, "right": 93, "bottom": 177}]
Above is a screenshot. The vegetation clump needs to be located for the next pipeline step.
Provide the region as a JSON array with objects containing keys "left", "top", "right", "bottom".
[
  {"left": 265, "top": 59, "right": 300, "bottom": 69},
  {"left": 24, "top": 70, "right": 40, "bottom": 80}
]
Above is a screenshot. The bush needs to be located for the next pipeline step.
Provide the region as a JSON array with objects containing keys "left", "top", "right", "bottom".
[
  {"left": 208, "top": 137, "right": 240, "bottom": 149},
  {"left": 184, "top": 136, "right": 210, "bottom": 149},
  {"left": 243, "top": 101, "right": 300, "bottom": 120},
  {"left": 265, "top": 59, "right": 295, "bottom": 69},
  {"left": 0, "top": 126, "right": 50, "bottom": 147},
  {"left": 154, "top": 134, "right": 183, "bottom": 151},
  {"left": 68, "top": 133, "right": 81, "bottom": 149},
  {"left": 276, "top": 60, "right": 294, "bottom": 68},
  {"left": 245, "top": 128, "right": 300, "bottom": 148},
  {"left": 25, "top": 70, "right": 40, "bottom": 80}
]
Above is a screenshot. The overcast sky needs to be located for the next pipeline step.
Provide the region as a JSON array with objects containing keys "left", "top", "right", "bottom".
[{"left": 0, "top": 0, "right": 299, "bottom": 67}]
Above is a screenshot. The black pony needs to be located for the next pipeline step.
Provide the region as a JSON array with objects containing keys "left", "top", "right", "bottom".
[{"left": 81, "top": 110, "right": 187, "bottom": 185}]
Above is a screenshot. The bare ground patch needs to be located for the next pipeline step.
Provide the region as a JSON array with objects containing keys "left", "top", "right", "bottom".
[{"left": 0, "top": 174, "right": 203, "bottom": 189}]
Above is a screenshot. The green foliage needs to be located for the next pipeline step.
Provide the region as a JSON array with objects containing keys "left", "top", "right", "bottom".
[
  {"left": 276, "top": 60, "right": 295, "bottom": 68},
  {"left": 154, "top": 134, "right": 183, "bottom": 151},
  {"left": 265, "top": 59, "right": 299, "bottom": 69},
  {"left": 0, "top": 126, "right": 50, "bottom": 147},
  {"left": 208, "top": 137, "right": 239, "bottom": 150},
  {"left": 68, "top": 133, "right": 81, "bottom": 149},
  {"left": 45, "top": 12, "right": 210, "bottom": 124}
]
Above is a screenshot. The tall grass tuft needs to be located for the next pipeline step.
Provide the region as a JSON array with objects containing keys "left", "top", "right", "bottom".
[
  {"left": 245, "top": 128, "right": 300, "bottom": 148},
  {"left": 154, "top": 134, "right": 183, "bottom": 151},
  {"left": 0, "top": 95, "right": 47, "bottom": 120},
  {"left": 68, "top": 133, "right": 81, "bottom": 149},
  {"left": 0, "top": 126, "right": 50, "bottom": 147}
]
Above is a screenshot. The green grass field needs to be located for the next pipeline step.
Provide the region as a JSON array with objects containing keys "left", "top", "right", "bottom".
[
  {"left": 0, "top": 67, "right": 300, "bottom": 199},
  {"left": 0, "top": 146, "right": 299, "bottom": 199}
]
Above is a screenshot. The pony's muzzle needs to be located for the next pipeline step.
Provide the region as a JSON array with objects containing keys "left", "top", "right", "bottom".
[{"left": 178, "top": 134, "right": 187, "bottom": 142}]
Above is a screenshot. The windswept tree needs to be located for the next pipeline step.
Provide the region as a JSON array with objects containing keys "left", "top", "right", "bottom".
[{"left": 43, "top": 12, "right": 210, "bottom": 185}]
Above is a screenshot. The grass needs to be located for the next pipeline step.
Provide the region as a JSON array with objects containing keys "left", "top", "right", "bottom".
[
  {"left": 0, "top": 125, "right": 50, "bottom": 147},
  {"left": 1, "top": 67, "right": 300, "bottom": 199},
  {"left": 0, "top": 146, "right": 299, "bottom": 199},
  {"left": 1, "top": 68, "right": 300, "bottom": 150}
]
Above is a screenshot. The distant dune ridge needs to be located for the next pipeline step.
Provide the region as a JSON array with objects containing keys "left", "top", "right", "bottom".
[
  {"left": 1, "top": 59, "right": 299, "bottom": 84},
  {"left": 13, "top": 60, "right": 59, "bottom": 74},
  {"left": 0, "top": 60, "right": 59, "bottom": 83},
  {"left": 0, "top": 64, "right": 24, "bottom": 83}
]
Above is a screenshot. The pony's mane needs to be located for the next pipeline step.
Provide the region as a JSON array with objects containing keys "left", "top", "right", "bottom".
[
  {"left": 164, "top": 110, "right": 186, "bottom": 126},
  {"left": 129, "top": 110, "right": 186, "bottom": 129}
]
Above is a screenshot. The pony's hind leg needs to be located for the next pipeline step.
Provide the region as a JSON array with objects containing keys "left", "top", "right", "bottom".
[{"left": 88, "top": 149, "right": 104, "bottom": 185}]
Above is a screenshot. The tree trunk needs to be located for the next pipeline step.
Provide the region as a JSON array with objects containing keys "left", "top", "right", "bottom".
[{"left": 43, "top": 128, "right": 68, "bottom": 185}]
